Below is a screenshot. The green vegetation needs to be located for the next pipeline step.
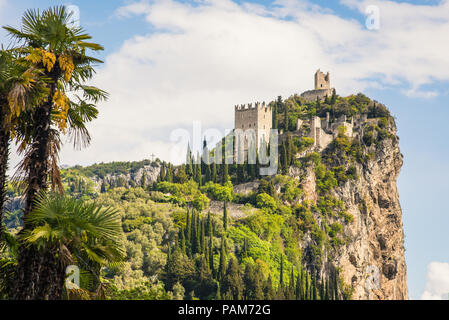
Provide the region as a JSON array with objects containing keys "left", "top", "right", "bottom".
[{"left": 0, "top": 4, "right": 397, "bottom": 301}]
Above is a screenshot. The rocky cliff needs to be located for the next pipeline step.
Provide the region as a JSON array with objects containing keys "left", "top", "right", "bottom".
[
  {"left": 336, "top": 129, "right": 407, "bottom": 300},
  {"left": 229, "top": 112, "right": 408, "bottom": 300},
  {"left": 284, "top": 115, "right": 408, "bottom": 299}
]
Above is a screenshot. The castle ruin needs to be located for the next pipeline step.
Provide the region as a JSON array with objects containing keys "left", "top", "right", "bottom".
[
  {"left": 300, "top": 69, "right": 334, "bottom": 102},
  {"left": 234, "top": 102, "right": 272, "bottom": 158},
  {"left": 233, "top": 69, "right": 363, "bottom": 158}
]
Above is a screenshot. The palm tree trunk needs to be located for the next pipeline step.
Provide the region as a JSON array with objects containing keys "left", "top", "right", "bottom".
[
  {"left": 23, "top": 100, "right": 53, "bottom": 228},
  {"left": 13, "top": 245, "right": 66, "bottom": 299},
  {"left": 13, "top": 83, "right": 56, "bottom": 300},
  {"left": 0, "top": 102, "right": 10, "bottom": 235}
]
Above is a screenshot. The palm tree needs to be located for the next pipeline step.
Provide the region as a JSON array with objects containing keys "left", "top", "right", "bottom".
[
  {"left": 3, "top": 6, "right": 107, "bottom": 299},
  {"left": 0, "top": 227, "right": 19, "bottom": 299},
  {"left": 0, "top": 49, "right": 48, "bottom": 234},
  {"left": 16, "top": 193, "right": 124, "bottom": 299},
  {"left": 4, "top": 6, "right": 106, "bottom": 219}
]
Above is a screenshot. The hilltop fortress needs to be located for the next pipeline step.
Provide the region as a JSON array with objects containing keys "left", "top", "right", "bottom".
[
  {"left": 234, "top": 69, "right": 368, "bottom": 154},
  {"left": 300, "top": 69, "right": 334, "bottom": 103}
]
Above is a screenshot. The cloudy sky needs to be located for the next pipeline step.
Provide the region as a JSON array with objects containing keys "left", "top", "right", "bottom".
[{"left": 1, "top": 0, "right": 448, "bottom": 299}]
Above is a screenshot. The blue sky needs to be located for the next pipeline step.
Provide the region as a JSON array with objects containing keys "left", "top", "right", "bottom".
[{"left": 1, "top": 0, "right": 448, "bottom": 299}]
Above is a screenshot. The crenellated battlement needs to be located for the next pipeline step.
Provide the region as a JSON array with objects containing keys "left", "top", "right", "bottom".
[
  {"left": 235, "top": 101, "right": 271, "bottom": 111},
  {"left": 234, "top": 100, "right": 273, "bottom": 157}
]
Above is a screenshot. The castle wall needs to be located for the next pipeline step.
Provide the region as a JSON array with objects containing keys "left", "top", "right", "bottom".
[
  {"left": 315, "top": 69, "right": 330, "bottom": 90},
  {"left": 300, "top": 89, "right": 333, "bottom": 103},
  {"left": 234, "top": 103, "right": 272, "bottom": 159}
]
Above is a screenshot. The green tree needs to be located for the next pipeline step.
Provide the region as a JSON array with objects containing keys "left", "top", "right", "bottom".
[
  {"left": 223, "top": 199, "right": 228, "bottom": 231},
  {"left": 218, "top": 237, "right": 227, "bottom": 281},
  {"left": 18, "top": 193, "right": 125, "bottom": 299},
  {"left": 5, "top": 6, "right": 108, "bottom": 300},
  {"left": 264, "top": 274, "right": 275, "bottom": 300},
  {"left": 0, "top": 50, "right": 47, "bottom": 235},
  {"left": 284, "top": 101, "right": 289, "bottom": 131},
  {"left": 222, "top": 257, "right": 243, "bottom": 300},
  {"left": 212, "top": 162, "right": 217, "bottom": 183}
]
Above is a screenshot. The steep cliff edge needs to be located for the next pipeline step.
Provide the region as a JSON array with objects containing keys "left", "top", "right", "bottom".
[
  {"left": 283, "top": 113, "right": 408, "bottom": 300},
  {"left": 332, "top": 126, "right": 407, "bottom": 300}
]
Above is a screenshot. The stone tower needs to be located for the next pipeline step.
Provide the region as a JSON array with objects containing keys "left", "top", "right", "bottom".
[
  {"left": 315, "top": 69, "right": 330, "bottom": 90},
  {"left": 300, "top": 69, "right": 334, "bottom": 102},
  {"left": 234, "top": 102, "right": 272, "bottom": 158}
]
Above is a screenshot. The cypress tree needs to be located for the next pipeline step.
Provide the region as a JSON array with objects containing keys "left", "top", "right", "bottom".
[
  {"left": 205, "top": 164, "right": 211, "bottom": 183},
  {"left": 190, "top": 211, "right": 197, "bottom": 255},
  {"left": 166, "top": 165, "right": 172, "bottom": 182},
  {"left": 319, "top": 273, "right": 324, "bottom": 300},
  {"left": 185, "top": 210, "right": 191, "bottom": 243},
  {"left": 218, "top": 237, "right": 227, "bottom": 280},
  {"left": 282, "top": 143, "right": 288, "bottom": 174},
  {"left": 279, "top": 255, "right": 284, "bottom": 289},
  {"left": 223, "top": 257, "right": 244, "bottom": 300},
  {"left": 295, "top": 273, "right": 302, "bottom": 300},
  {"left": 333, "top": 269, "right": 339, "bottom": 300},
  {"left": 288, "top": 268, "right": 295, "bottom": 300},
  {"left": 305, "top": 273, "right": 309, "bottom": 300},
  {"left": 330, "top": 88, "right": 337, "bottom": 105},
  {"left": 212, "top": 162, "right": 217, "bottom": 183},
  {"left": 196, "top": 153, "right": 202, "bottom": 186},
  {"left": 195, "top": 214, "right": 202, "bottom": 255},
  {"left": 141, "top": 173, "right": 146, "bottom": 188},
  {"left": 242, "top": 238, "right": 248, "bottom": 259},
  {"left": 180, "top": 229, "right": 186, "bottom": 255},
  {"left": 166, "top": 245, "right": 171, "bottom": 274},
  {"left": 284, "top": 102, "right": 289, "bottom": 131},
  {"left": 264, "top": 274, "right": 275, "bottom": 300},
  {"left": 186, "top": 143, "right": 193, "bottom": 176},
  {"left": 273, "top": 100, "right": 278, "bottom": 129},
  {"left": 287, "top": 133, "right": 294, "bottom": 165},
  {"left": 201, "top": 219, "right": 206, "bottom": 254},
  {"left": 223, "top": 200, "right": 228, "bottom": 231},
  {"left": 207, "top": 212, "right": 212, "bottom": 237},
  {"left": 160, "top": 165, "right": 166, "bottom": 181},
  {"left": 222, "top": 163, "right": 229, "bottom": 184},
  {"left": 209, "top": 236, "right": 214, "bottom": 274},
  {"left": 216, "top": 284, "right": 222, "bottom": 300}
]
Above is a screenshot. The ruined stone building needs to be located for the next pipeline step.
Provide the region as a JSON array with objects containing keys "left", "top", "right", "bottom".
[
  {"left": 234, "top": 102, "right": 272, "bottom": 159},
  {"left": 300, "top": 69, "right": 335, "bottom": 102}
]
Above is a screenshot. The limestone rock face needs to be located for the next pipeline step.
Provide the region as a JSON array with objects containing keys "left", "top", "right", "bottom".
[
  {"left": 90, "top": 163, "right": 161, "bottom": 191},
  {"left": 333, "top": 135, "right": 408, "bottom": 300},
  {"left": 298, "top": 128, "right": 407, "bottom": 299}
]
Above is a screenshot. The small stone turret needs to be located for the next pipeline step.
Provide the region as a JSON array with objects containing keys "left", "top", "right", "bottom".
[
  {"left": 315, "top": 69, "right": 330, "bottom": 90},
  {"left": 300, "top": 69, "right": 334, "bottom": 102}
]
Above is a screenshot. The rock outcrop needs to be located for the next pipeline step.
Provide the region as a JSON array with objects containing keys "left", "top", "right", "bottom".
[
  {"left": 332, "top": 130, "right": 407, "bottom": 299},
  {"left": 291, "top": 117, "right": 407, "bottom": 299}
]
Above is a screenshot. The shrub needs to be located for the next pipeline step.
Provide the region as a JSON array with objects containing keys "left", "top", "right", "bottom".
[{"left": 255, "top": 193, "right": 277, "bottom": 214}]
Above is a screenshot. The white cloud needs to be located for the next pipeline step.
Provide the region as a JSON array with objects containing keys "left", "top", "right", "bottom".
[
  {"left": 421, "top": 262, "right": 449, "bottom": 300},
  {"left": 45, "top": 0, "right": 449, "bottom": 166}
]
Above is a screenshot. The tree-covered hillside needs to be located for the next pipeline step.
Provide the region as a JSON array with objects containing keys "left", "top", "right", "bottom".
[{"left": 3, "top": 91, "right": 396, "bottom": 300}]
